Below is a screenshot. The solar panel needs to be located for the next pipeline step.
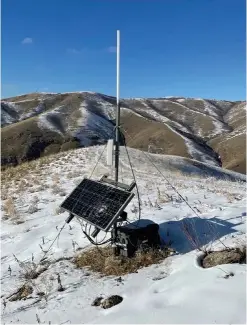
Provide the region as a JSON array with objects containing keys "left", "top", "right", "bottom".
[{"left": 61, "top": 178, "right": 134, "bottom": 231}]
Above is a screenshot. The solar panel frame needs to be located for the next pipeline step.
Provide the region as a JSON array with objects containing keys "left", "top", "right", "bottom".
[{"left": 60, "top": 178, "right": 135, "bottom": 232}]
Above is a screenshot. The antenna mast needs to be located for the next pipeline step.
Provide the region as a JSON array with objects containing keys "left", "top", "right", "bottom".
[{"left": 115, "top": 30, "right": 120, "bottom": 184}]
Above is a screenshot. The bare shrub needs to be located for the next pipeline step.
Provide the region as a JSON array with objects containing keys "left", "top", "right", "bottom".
[
  {"left": 73, "top": 246, "right": 171, "bottom": 276},
  {"left": 13, "top": 255, "right": 48, "bottom": 280},
  {"left": 10, "top": 254, "right": 51, "bottom": 301}
]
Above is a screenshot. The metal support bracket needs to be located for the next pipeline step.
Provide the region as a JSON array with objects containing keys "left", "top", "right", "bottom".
[{"left": 100, "top": 174, "right": 136, "bottom": 192}]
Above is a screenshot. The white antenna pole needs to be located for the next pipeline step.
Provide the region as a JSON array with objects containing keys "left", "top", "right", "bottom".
[
  {"left": 115, "top": 30, "right": 120, "bottom": 183},
  {"left": 116, "top": 30, "right": 120, "bottom": 108}
]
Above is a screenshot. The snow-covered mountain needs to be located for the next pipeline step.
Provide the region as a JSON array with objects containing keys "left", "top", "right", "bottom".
[
  {"left": 1, "top": 92, "right": 246, "bottom": 173},
  {"left": 1, "top": 146, "right": 246, "bottom": 324}
]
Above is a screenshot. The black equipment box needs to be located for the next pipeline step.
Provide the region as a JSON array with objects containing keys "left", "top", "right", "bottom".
[{"left": 113, "top": 223, "right": 161, "bottom": 258}]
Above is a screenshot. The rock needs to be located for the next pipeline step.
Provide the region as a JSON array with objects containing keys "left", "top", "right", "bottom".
[
  {"left": 101, "top": 295, "right": 123, "bottom": 309},
  {"left": 91, "top": 297, "right": 103, "bottom": 306},
  {"left": 202, "top": 248, "right": 246, "bottom": 268}
]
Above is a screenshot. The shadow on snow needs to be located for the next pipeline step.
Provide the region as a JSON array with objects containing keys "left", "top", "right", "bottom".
[{"left": 128, "top": 215, "right": 244, "bottom": 254}]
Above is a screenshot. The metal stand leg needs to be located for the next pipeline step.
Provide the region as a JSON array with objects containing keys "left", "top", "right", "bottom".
[{"left": 112, "top": 223, "right": 120, "bottom": 256}]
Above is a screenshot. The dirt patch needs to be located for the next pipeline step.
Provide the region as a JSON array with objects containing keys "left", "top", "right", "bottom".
[
  {"left": 73, "top": 246, "right": 172, "bottom": 276},
  {"left": 201, "top": 247, "right": 246, "bottom": 269}
]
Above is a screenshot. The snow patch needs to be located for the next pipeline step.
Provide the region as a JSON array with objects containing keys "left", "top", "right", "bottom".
[
  {"left": 37, "top": 106, "right": 64, "bottom": 135},
  {"left": 70, "top": 103, "right": 115, "bottom": 146},
  {"left": 1, "top": 146, "right": 246, "bottom": 324}
]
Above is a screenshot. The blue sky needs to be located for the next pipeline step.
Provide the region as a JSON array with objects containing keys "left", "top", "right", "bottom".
[{"left": 2, "top": 0, "right": 246, "bottom": 100}]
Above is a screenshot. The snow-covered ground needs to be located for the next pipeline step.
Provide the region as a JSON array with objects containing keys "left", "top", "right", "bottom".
[{"left": 1, "top": 146, "right": 246, "bottom": 324}]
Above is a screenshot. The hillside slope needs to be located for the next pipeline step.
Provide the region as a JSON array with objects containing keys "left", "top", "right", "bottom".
[
  {"left": 1, "top": 92, "right": 246, "bottom": 173},
  {"left": 1, "top": 146, "right": 246, "bottom": 324}
]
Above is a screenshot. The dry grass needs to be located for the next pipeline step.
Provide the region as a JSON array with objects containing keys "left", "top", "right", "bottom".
[
  {"left": 66, "top": 171, "right": 82, "bottom": 179},
  {"left": 51, "top": 185, "right": 66, "bottom": 196},
  {"left": 73, "top": 246, "right": 171, "bottom": 276},
  {"left": 9, "top": 284, "right": 33, "bottom": 302},
  {"left": 121, "top": 112, "right": 190, "bottom": 159},
  {"left": 52, "top": 173, "right": 60, "bottom": 185},
  {"left": 3, "top": 198, "right": 18, "bottom": 219},
  {"left": 1, "top": 190, "right": 8, "bottom": 201}
]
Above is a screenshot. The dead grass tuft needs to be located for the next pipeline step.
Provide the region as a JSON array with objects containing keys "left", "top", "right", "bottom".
[
  {"left": 13, "top": 254, "right": 48, "bottom": 280},
  {"left": 9, "top": 284, "right": 33, "bottom": 302},
  {"left": 73, "top": 246, "right": 171, "bottom": 276},
  {"left": 3, "top": 198, "right": 18, "bottom": 219}
]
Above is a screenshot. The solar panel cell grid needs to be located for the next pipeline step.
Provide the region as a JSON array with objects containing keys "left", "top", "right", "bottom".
[{"left": 61, "top": 178, "right": 134, "bottom": 231}]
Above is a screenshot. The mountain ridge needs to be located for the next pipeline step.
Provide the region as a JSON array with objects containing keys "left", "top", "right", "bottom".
[{"left": 1, "top": 91, "right": 246, "bottom": 174}]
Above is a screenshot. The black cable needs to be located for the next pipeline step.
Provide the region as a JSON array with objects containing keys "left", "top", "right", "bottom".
[
  {"left": 95, "top": 232, "right": 112, "bottom": 258},
  {"left": 75, "top": 216, "right": 111, "bottom": 246},
  {"left": 83, "top": 230, "right": 111, "bottom": 246}
]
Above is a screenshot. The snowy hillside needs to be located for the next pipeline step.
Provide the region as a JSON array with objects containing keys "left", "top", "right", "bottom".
[
  {"left": 1, "top": 146, "right": 246, "bottom": 324},
  {"left": 1, "top": 92, "right": 246, "bottom": 173}
]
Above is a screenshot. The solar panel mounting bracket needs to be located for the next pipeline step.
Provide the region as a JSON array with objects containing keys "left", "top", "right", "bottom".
[{"left": 100, "top": 174, "right": 136, "bottom": 191}]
